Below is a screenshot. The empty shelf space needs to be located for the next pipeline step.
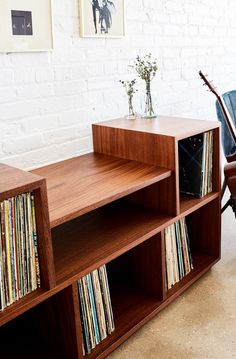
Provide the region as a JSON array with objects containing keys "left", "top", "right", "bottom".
[
  {"left": 31, "top": 153, "right": 171, "bottom": 228},
  {"left": 1, "top": 348, "right": 65, "bottom": 359},
  {"left": 52, "top": 201, "right": 172, "bottom": 285},
  {"left": 0, "top": 297, "right": 67, "bottom": 359},
  {"left": 179, "top": 192, "right": 219, "bottom": 216},
  {"left": 0, "top": 288, "right": 48, "bottom": 327}
]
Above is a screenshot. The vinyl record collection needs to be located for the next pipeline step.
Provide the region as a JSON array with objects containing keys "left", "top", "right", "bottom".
[
  {"left": 78, "top": 265, "right": 115, "bottom": 355},
  {"left": 165, "top": 218, "right": 193, "bottom": 290},
  {"left": 0, "top": 192, "right": 41, "bottom": 310},
  {"left": 179, "top": 130, "right": 214, "bottom": 197}
]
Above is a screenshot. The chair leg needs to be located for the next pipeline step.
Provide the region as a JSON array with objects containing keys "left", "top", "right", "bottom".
[
  {"left": 221, "top": 179, "right": 227, "bottom": 199},
  {"left": 221, "top": 198, "right": 231, "bottom": 213}
]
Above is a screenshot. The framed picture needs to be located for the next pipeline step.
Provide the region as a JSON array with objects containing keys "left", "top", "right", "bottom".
[
  {"left": 80, "top": 0, "right": 125, "bottom": 38},
  {"left": 0, "top": 0, "right": 54, "bottom": 52}
]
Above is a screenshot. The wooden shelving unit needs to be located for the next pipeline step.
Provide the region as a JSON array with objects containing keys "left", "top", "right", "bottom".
[{"left": 0, "top": 116, "right": 221, "bottom": 359}]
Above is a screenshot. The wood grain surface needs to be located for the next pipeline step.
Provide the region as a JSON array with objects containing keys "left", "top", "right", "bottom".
[
  {"left": 32, "top": 153, "right": 171, "bottom": 228},
  {"left": 94, "top": 116, "right": 220, "bottom": 140},
  {"left": 0, "top": 163, "right": 44, "bottom": 201}
]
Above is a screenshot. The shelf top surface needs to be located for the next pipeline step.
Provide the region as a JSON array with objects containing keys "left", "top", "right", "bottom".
[
  {"left": 0, "top": 163, "right": 43, "bottom": 199},
  {"left": 94, "top": 116, "right": 220, "bottom": 139},
  {"left": 31, "top": 153, "right": 171, "bottom": 228}
]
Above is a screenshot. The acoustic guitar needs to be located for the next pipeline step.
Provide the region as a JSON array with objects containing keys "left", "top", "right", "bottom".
[{"left": 199, "top": 70, "right": 236, "bottom": 215}]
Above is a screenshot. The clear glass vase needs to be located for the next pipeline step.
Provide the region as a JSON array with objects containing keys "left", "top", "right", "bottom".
[
  {"left": 126, "top": 96, "right": 136, "bottom": 120},
  {"left": 142, "top": 81, "right": 157, "bottom": 118}
]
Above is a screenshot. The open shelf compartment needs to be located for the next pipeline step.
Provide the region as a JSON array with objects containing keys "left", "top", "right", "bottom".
[
  {"left": 52, "top": 198, "right": 172, "bottom": 286},
  {"left": 79, "top": 233, "right": 165, "bottom": 358},
  {"left": 165, "top": 197, "right": 221, "bottom": 298},
  {"left": 0, "top": 292, "right": 67, "bottom": 359},
  {"left": 177, "top": 127, "right": 220, "bottom": 203},
  {"left": 0, "top": 164, "right": 55, "bottom": 326}
]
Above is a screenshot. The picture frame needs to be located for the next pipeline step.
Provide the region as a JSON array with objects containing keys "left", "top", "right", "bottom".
[
  {"left": 79, "top": 0, "right": 125, "bottom": 38},
  {"left": 0, "top": 0, "right": 54, "bottom": 53}
]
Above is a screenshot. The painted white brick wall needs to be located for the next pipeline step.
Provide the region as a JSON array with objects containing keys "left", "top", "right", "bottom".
[{"left": 1, "top": 0, "right": 236, "bottom": 170}]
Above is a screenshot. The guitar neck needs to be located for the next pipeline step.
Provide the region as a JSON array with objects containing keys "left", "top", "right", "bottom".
[{"left": 199, "top": 70, "right": 236, "bottom": 146}]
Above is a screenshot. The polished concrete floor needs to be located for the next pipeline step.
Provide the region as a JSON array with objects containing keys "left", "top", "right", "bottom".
[{"left": 109, "top": 202, "right": 236, "bottom": 359}]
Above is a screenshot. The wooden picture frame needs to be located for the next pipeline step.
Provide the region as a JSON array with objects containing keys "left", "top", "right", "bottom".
[
  {"left": 80, "top": 0, "right": 125, "bottom": 38},
  {"left": 0, "top": 0, "right": 54, "bottom": 53}
]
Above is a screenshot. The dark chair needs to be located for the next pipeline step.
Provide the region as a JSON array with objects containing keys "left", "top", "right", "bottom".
[{"left": 216, "top": 90, "right": 236, "bottom": 213}]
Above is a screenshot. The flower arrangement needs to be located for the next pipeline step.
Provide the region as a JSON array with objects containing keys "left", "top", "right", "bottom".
[
  {"left": 119, "top": 79, "right": 138, "bottom": 119},
  {"left": 131, "top": 53, "right": 158, "bottom": 118}
]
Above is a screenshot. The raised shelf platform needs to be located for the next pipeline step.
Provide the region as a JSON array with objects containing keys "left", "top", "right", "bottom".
[
  {"left": 95, "top": 116, "right": 220, "bottom": 140},
  {"left": 32, "top": 153, "right": 171, "bottom": 228}
]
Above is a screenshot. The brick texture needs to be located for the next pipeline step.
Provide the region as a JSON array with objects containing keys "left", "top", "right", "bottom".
[{"left": 0, "top": 0, "right": 236, "bottom": 169}]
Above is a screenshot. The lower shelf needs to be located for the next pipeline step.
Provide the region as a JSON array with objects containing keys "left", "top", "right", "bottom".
[
  {"left": 84, "top": 253, "right": 219, "bottom": 358},
  {"left": 86, "top": 283, "right": 162, "bottom": 359},
  {"left": 0, "top": 253, "right": 219, "bottom": 358},
  {"left": 165, "top": 253, "right": 219, "bottom": 299}
]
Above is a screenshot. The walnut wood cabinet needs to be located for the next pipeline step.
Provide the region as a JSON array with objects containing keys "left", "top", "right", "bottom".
[{"left": 0, "top": 117, "right": 221, "bottom": 359}]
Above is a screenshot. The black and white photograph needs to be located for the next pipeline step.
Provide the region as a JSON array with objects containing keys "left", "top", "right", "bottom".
[
  {"left": 80, "top": 0, "right": 125, "bottom": 38},
  {"left": 0, "top": 0, "right": 53, "bottom": 52},
  {"left": 11, "top": 10, "right": 33, "bottom": 36}
]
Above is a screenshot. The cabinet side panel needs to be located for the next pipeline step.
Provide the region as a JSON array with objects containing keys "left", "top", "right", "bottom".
[{"left": 34, "top": 181, "right": 56, "bottom": 289}]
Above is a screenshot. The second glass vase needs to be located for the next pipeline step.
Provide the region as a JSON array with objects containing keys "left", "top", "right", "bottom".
[{"left": 141, "top": 81, "right": 157, "bottom": 118}]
